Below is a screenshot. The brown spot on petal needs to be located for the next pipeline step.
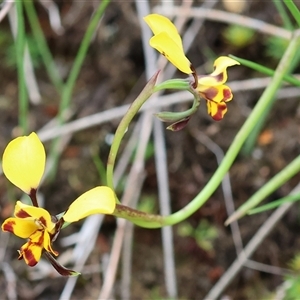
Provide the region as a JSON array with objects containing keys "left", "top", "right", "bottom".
[
  {"left": 22, "top": 248, "right": 38, "bottom": 266},
  {"left": 16, "top": 209, "right": 31, "bottom": 218},
  {"left": 213, "top": 73, "right": 224, "bottom": 83},
  {"left": 2, "top": 220, "right": 16, "bottom": 233},
  {"left": 212, "top": 103, "right": 227, "bottom": 121},
  {"left": 223, "top": 88, "right": 233, "bottom": 102},
  {"left": 201, "top": 87, "right": 218, "bottom": 101},
  {"left": 39, "top": 216, "right": 47, "bottom": 227}
]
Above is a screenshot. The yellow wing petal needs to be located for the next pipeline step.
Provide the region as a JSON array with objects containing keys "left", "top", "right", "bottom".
[
  {"left": 2, "top": 132, "right": 46, "bottom": 194},
  {"left": 144, "top": 14, "right": 184, "bottom": 52},
  {"left": 2, "top": 217, "right": 37, "bottom": 238},
  {"left": 150, "top": 33, "right": 191, "bottom": 74},
  {"left": 14, "top": 201, "right": 55, "bottom": 232},
  {"left": 19, "top": 231, "right": 44, "bottom": 266},
  {"left": 198, "top": 56, "right": 240, "bottom": 86},
  {"left": 63, "top": 186, "right": 116, "bottom": 223}
]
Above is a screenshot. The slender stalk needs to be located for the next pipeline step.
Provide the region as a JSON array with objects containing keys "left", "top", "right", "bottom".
[
  {"left": 15, "top": 1, "right": 28, "bottom": 134},
  {"left": 24, "top": 0, "right": 64, "bottom": 93},
  {"left": 154, "top": 79, "right": 190, "bottom": 91},
  {"left": 284, "top": 0, "right": 300, "bottom": 27},
  {"left": 229, "top": 55, "right": 300, "bottom": 87},
  {"left": 231, "top": 51, "right": 300, "bottom": 155},
  {"left": 226, "top": 154, "right": 300, "bottom": 224},
  {"left": 59, "top": 0, "right": 111, "bottom": 118},
  {"left": 248, "top": 193, "right": 300, "bottom": 215},
  {"left": 106, "top": 71, "right": 159, "bottom": 189},
  {"left": 273, "top": 0, "right": 293, "bottom": 30}
]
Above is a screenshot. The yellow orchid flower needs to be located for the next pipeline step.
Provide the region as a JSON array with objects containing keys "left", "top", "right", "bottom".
[
  {"left": 197, "top": 56, "right": 239, "bottom": 120},
  {"left": 2, "top": 201, "right": 58, "bottom": 267},
  {"left": 144, "top": 14, "right": 240, "bottom": 121},
  {"left": 1, "top": 133, "right": 116, "bottom": 275}
]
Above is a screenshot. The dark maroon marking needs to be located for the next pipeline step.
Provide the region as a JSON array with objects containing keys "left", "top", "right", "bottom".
[
  {"left": 202, "top": 87, "right": 218, "bottom": 101},
  {"left": 29, "top": 188, "right": 39, "bottom": 207},
  {"left": 52, "top": 217, "right": 64, "bottom": 242},
  {"left": 39, "top": 216, "right": 47, "bottom": 227},
  {"left": 22, "top": 247, "right": 38, "bottom": 266},
  {"left": 190, "top": 64, "right": 198, "bottom": 89},
  {"left": 212, "top": 103, "right": 227, "bottom": 121},
  {"left": 16, "top": 209, "right": 31, "bottom": 218},
  {"left": 223, "top": 88, "right": 232, "bottom": 102},
  {"left": 168, "top": 117, "right": 191, "bottom": 132},
  {"left": 44, "top": 252, "right": 79, "bottom": 276},
  {"left": 2, "top": 220, "right": 16, "bottom": 232},
  {"left": 214, "top": 73, "right": 224, "bottom": 82}
]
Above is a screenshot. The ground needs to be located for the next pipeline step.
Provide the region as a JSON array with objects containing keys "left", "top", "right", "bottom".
[{"left": 0, "top": 1, "right": 300, "bottom": 299}]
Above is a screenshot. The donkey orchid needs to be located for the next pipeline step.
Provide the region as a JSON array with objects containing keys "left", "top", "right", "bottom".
[
  {"left": 144, "top": 14, "right": 239, "bottom": 122},
  {"left": 1, "top": 133, "right": 116, "bottom": 275}
]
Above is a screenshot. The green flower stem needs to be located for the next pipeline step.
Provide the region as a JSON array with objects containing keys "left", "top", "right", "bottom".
[
  {"left": 154, "top": 79, "right": 190, "bottom": 91},
  {"left": 15, "top": 1, "right": 28, "bottom": 134},
  {"left": 273, "top": 0, "right": 293, "bottom": 30},
  {"left": 59, "top": 0, "right": 111, "bottom": 117},
  {"left": 231, "top": 53, "right": 300, "bottom": 156},
  {"left": 226, "top": 154, "right": 300, "bottom": 224},
  {"left": 284, "top": 0, "right": 300, "bottom": 27},
  {"left": 229, "top": 55, "right": 300, "bottom": 87},
  {"left": 24, "top": 0, "right": 64, "bottom": 93},
  {"left": 106, "top": 71, "right": 160, "bottom": 190},
  {"left": 248, "top": 193, "right": 300, "bottom": 215},
  {"left": 155, "top": 106, "right": 195, "bottom": 123},
  {"left": 113, "top": 30, "right": 300, "bottom": 229},
  {"left": 155, "top": 86, "right": 200, "bottom": 123},
  {"left": 113, "top": 204, "right": 164, "bottom": 227}
]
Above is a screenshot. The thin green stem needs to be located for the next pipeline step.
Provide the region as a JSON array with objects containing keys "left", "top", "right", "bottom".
[
  {"left": 113, "top": 204, "right": 164, "bottom": 228},
  {"left": 226, "top": 155, "right": 300, "bottom": 224},
  {"left": 155, "top": 86, "right": 200, "bottom": 123},
  {"left": 154, "top": 79, "right": 190, "bottom": 92},
  {"left": 229, "top": 55, "right": 300, "bottom": 87},
  {"left": 59, "top": 0, "right": 110, "bottom": 118},
  {"left": 15, "top": 1, "right": 28, "bottom": 134},
  {"left": 273, "top": 0, "right": 294, "bottom": 30},
  {"left": 231, "top": 53, "right": 300, "bottom": 155},
  {"left": 106, "top": 71, "right": 160, "bottom": 190},
  {"left": 248, "top": 193, "right": 300, "bottom": 215},
  {"left": 24, "top": 0, "right": 64, "bottom": 93},
  {"left": 284, "top": 0, "right": 300, "bottom": 27}
]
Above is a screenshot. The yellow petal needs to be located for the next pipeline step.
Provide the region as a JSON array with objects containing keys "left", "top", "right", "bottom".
[
  {"left": 2, "top": 217, "right": 38, "bottom": 238},
  {"left": 14, "top": 201, "right": 55, "bottom": 232},
  {"left": 2, "top": 132, "right": 46, "bottom": 194},
  {"left": 198, "top": 85, "right": 233, "bottom": 103},
  {"left": 198, "top": 56, "right": 239, "bottom": 86},
  {"left": 206, "top": 100, "right": 228, "bottom": 121},
  {"left": 63, "top": 186, "right": 116, "bottom": 223},
  {"left": 150, "top": 33, "right": 192, "bottom": 74},
  {"left": 43, "top": 231, "right": 59, "bottom": 256},
  {"left": 144, "top": 14, "right": 184, "bottom": 52},
  {"left": 144, "top": 14, "right": 192, "bottom": 74},
  {"left": 212, "top": 56, "right": 240, "bottom": 75},
  {"left": 19, "top": 231, "right": 44, "bottom": 266}
]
